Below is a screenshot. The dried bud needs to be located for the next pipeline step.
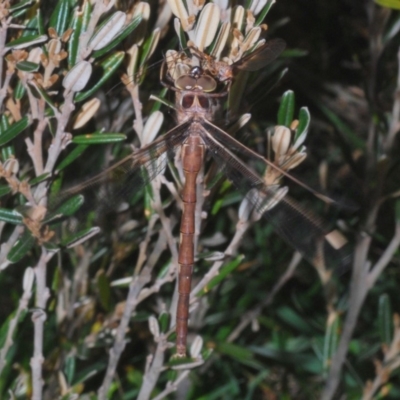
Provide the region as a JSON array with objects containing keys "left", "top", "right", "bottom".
[{"left": 272, "top": 126, "right": 291, "bottom": 156}]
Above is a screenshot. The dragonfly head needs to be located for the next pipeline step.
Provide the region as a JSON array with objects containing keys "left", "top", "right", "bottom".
[{"left": 174, "top": 68, "right": 217, "bottom": 93}]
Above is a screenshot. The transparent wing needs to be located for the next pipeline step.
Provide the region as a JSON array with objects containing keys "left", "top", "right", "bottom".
[
  {"left": 233, "top": 38, "right": 286, "bottom": 72},
  {"left": 49, "top": 120, "right": 192, "bottom": 218},
  {"left": 202, "top": 119, "right": 338, "bottom": 205},
  {"left": 199, "top": 123, "right": 350, "bottom": 270}
]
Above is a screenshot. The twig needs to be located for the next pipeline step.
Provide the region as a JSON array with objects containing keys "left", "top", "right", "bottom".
[
  {"left": 385, "top": 47, "right": 400, "bottom": 151},
  {"left": 368, "top": 222, "right": 400, "bottom": 286},
  {"left": 0, "top": 267, "right": 34, "bottom": 375},
  {"left": 25, "top": 113, "right": 47, "bottom": 177},
  {"left": 322, "top": 219, "right": 400, "bottom": 399},
  {"left": 97, "top": 267, "right": 151, "bottom": 400},
  {"left": 137, "top": 334, "right": 170, "bottom": 400},
  {"left": 362, "top": 314, "right": 400, "bottom": 400},
  {"left": 0, "top": 18, "right": 10, "bottom": 109},
  {"left": 30, "top": 248, "right": 54, "bottom": 400},
  {"left": 0, "top": 225, "right": 24, "bottom": 270},
  {"left": 152, "top": 370, "right": 191, "bottom": 400}
]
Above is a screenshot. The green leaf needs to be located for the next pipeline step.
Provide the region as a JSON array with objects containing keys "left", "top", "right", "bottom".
[
  {"left": 29, "top": 173, "right": 51, "bottom": 186},
  {"left": 56, "top": 144, "right": 88, "bottom": 171},
  {"left": 68, "top": 9, "right": 83, "bottom": 67},
  {"left": 62, "top": 227, "right": 100, "bottom": 248},
  {"left": 167, "top": 355, "right": 194, "bottom": 366},
  {"left": 81, "top": 0, "right": 92, "bottom": 33},
  {"left": 92, "top": 15, "right": 142, "bottom": 59},
  {"left": 0, "top": 116, "right": 31, "bottom": 146},
  {"left": 277, "top": 90, "right": 295, "bottom": 127},
  {"left": 16, "top": 61, "right": 39, "bottom": 72},
  {"left": 20, "top": 10, "right": 44, "bottom": 37},
  {"left": 158, "top": 312, "right": 170, "bottom": 333},
  {"left": 276, "top": 306, "right": 314, "bottom": 334},
  {"left": 296, "top": 107, "right": 311, "bottom": 139},
  {"left": 323, "top": 312, "right": 341, "bottom": 372},
  {"left": 6, "top": 34, "right": 47, "bottom": 50},
  {"left": 216, "top": 342, "right": 258, "bottom": 367},
  {"left": 255, "top": 0, "right": 275, "bottom": 26},
  {"left": 396, "top": 200, "right": 400, "bottom": 222},
  {"left": 139, "top": 28, "right": 160, "bottom": 68},
  {"left": 74, "top": 51, "right": 125, "bottom": 102},
  {"left": 7, "top": 230, "right": 35, "bottom": 263},
  {"left": 27, "top": 82, "right": 57, "bottom": 110},
  {"left": 51, "top": 194, "right": 85, "bottom": 219},
  {"left": 9, "top": 0, "right": 35, "bottom": 13},
  {"left": 71, "top": 133, "right": 126, "bottom": 144},
  {"left": 1, "top": 146, "right": 15, "bottom": 160},
  {"left": 96, "top": 271, "right": 111, "bottom": 312},
  {"left": 378, "top": 294, "right": 393, "bottom": 345},
  {"left": 49, "top": 0, "right": 71, "bottom": 36},
  {"left": 0, "top": 185, "right": 11, "bottom": 197},
  {"left": 64, "top": 355, "right": 76, "bottom": 385},
  {"left": 0, "top": 208, "right": 23, "bottom": 224},
  {"left": 0, "top": 114, "right": 10, "bottom": 132},
  {"left": 196, "top": 255, "right": 243, "bottom": 296},
  {"left": 375, "top": 0, "right": 400, "bottom": 9},
  {"left": 14, "top": 80, "right": 26, "bottom": 101}
]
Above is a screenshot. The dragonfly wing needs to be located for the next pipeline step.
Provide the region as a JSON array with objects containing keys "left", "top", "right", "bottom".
[
  {"left": 202, "top": 119, "right": 340, "bottom": 205},
  {"left": 199, "top": 124, "right": 350, "bottom": 270},
  {"left": 50, "top": 120, "right": 192, "bottom": 217},
  {"left": 233, "top": 38, "right": 286, "bottom": 72}
]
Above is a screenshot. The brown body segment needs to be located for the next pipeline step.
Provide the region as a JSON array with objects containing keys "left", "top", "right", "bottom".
[{"left": 176, "top": 126, "right": 205, "bottom": 357}]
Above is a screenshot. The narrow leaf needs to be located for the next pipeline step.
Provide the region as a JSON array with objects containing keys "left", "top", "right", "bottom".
[
  {"left": 296, "top": 107, "right": 311, "bottom": 139},
  {"left": 196, "top": 255, "right": 243, "bottom": 296},
  {"left": 0, "top": 185, "right": 11, "bottom": 197},
  {"left": 49, "top": 0, "right": 71, "bottom": 36},
  {"left": 375, "top": 0, "right": 400, "bottom": 9},
  {"left": 323, "top": 312, "right": 341, "bottom": 372},
  {"left": 62, "top": 60, "right": 92, "bottom": 93},
  {"left": 56, "top": 144, "right": 88, "bottom": 171},
  {"left": 255, "top": 0, "right": 275, "bottom": 25},
  {"left": 74, "top": 52, "right": 125, "bottom": 102},
  {"left": 68, "top": 8, "right": 83, "bottom": 67},
  {"left": 277, "top": 90, "right": 295, "bottom": 127},
  {"left": 29, "top": 173, "right": 51, "bottom": 186},
  {"left": 96, "top": 271, "right": 111, "bottom": 312},
  {"left": 16, "top": 61, "right": 39, "bottom": 72},
  {"left": 62, "top": 227, "right": 101, "bottom": 248},
  {"left": 7, "top": 230, "right": 35, "bottom": 263},
  {"left": 53, "top": 195, "right": 85, "bottom": 218},
  {"left": 0, "top": 116, "right": 31, "bottom": 146},
  {"left": 378, "top": 294, "right": 393, "bottom": 345},
  {"left": 0, "top": 208, "right": 23, "bottom": 224},
  {"left": 9, "top": 0, "right": 35, "bottom": 13},
  {"left": 71, "top": 133, "right": 126, "bottom": 144},
  {"left": 89, "top": 11, "right": 127, "bottom": 51},
  {"left": 6, "top": 34, "right": 48, "bottom": 50},
  {"left": 92, "top": 15, "right": 142, "bottom": 59}
]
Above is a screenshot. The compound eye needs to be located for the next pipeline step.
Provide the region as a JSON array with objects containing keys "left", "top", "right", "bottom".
[
  {"left": 181, "top": 94, "right": 194, "bottom": 109},
  {"left": 197, "top": 75, "right": 217, "bottom": 92},
  {"left": 175, "top": 75, "right": 197, "bottom": 90},
  {"left": 197, "top": 95, "right": 209, "bottom": 109}
]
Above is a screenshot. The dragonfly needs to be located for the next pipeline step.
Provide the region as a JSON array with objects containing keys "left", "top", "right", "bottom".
[{"left": 52, "top": 38, "right": 349, "bottom": 357}]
